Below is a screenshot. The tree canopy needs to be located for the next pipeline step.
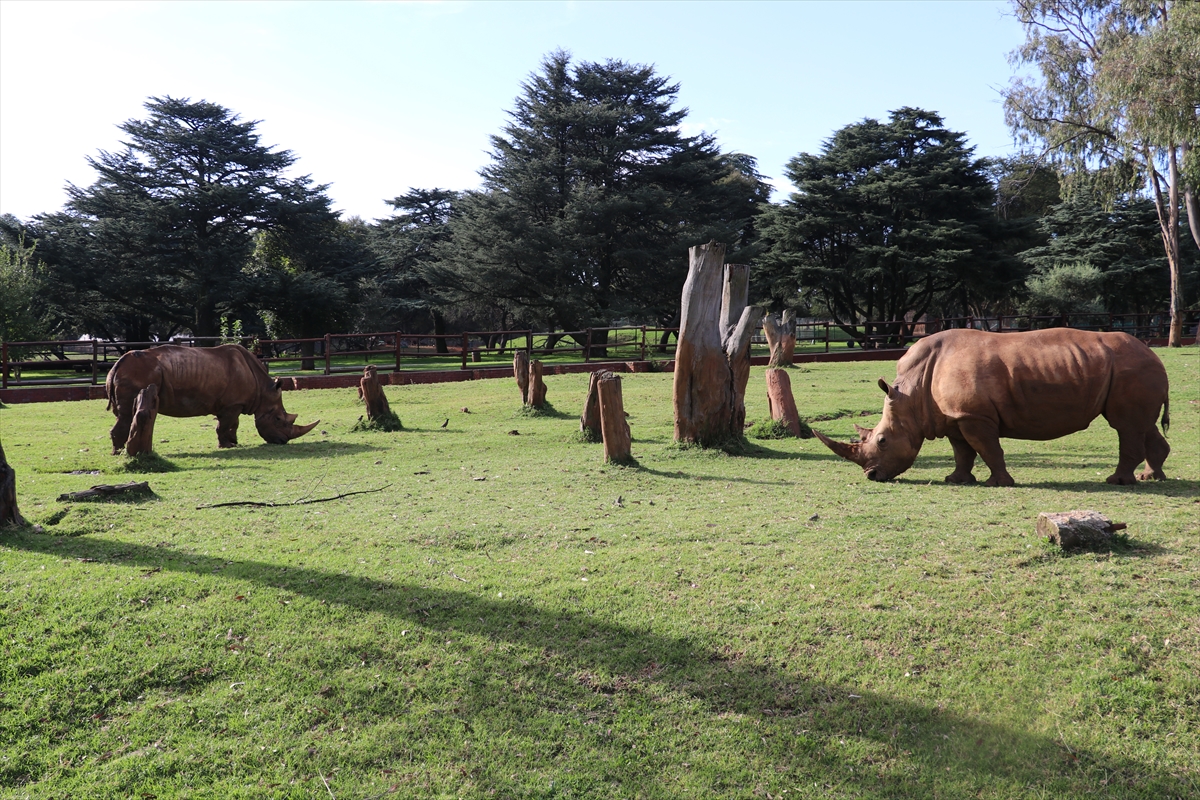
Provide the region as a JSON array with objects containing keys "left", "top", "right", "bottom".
[
  {"left": 21, "top": 96, "right": 338, "bottom": 340},
  {"left": 757, "top": 108, "right": 1012, "bottom": 342},
  {"left": 428, "top": 51, "right": 770, "bottom": 336}
]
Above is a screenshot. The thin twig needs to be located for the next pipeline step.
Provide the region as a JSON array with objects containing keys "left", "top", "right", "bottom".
[
  {"left": 321, "top": 771, "right": 336, "bottom": 800},
  {"left": 197, "top": 484, "right": 391, "bottom": 509}
]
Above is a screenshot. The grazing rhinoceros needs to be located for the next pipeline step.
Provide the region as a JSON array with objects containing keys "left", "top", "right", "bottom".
[
  {"left": 814, "top": 328, "right": 1170, "bottom": 486},
  {"left": 105, "top": 344, "right": 318, "bottom": 452}
]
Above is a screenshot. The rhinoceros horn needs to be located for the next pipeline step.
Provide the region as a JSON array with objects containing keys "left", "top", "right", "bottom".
[
  {"left": 287, "top": 420, "right": 320, "bottom": 441},
  {"left": 814, "top": 428, "right": 867, "bottom": 466}
]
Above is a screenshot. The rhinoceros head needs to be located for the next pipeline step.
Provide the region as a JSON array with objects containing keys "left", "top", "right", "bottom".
[
  {"left": 254, "top": 379, "right": 319, "bottom": 444},
  {"left": 814, "top": 378, "right": 921, "bottom": 481}
]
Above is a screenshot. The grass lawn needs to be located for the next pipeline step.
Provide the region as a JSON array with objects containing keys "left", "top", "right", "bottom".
[{"left": 1, "top": 349, "right": 1197, "bottom": 799}]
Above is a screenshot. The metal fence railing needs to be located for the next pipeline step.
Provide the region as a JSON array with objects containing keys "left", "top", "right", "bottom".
[{"left": 2, "top": 312, "right": 1194, "bottom": 390}]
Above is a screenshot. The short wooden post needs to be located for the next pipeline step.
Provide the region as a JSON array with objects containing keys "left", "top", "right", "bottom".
[
  {"left": 513, "top": 350, "right": 530, "bottom": 404},
  {"left": 527, "top": 360, "right": 548, "bottom": 408},
  {"left": 765, "top": 368, "right": 802, "bottom": 437},
  {"left": 125, "top": 384, "right": 159, "bottom": 457},
  {"left": 598, "top": 373, "right": 631, "bottom": 463},
  {"left": 0, "top": 441, "right": 26, "bottom": 527},
  {"left": 358, "top": 365, "right": 393, "bottom": 421},
  {"left": 580, "top": 370, "right": 605, "bottom": 441}
]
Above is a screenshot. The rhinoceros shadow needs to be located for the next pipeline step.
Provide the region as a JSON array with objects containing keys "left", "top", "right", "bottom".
[
  {"left": 166, "top": 440, "right": 388, "bottom": 461},
  {"left": 9, "top": 528, "right": 1194, "bottom": 799}
]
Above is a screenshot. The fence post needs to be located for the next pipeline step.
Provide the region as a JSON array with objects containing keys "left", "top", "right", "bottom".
[
  {"left": 825, "top": 322, "right": 830, "bottom": 354},
  {"left": 394, "top": 332, "right": 401, "bottom": 372},
  {"left": 584, "top": 328, "right": 592, "bottom": 363},
  {"left": 91, "top": 340, "right": 98, "bottom": 385},
  {"left": 641, "top": 325, "right": 647, "bottom": 362},
  {"left": 461, "top": 332, "right": 469, "bottom": 370},
  {"left": 1, "top": 341, "right": 7, "bottom": 390},
  {"left": 324, "top": 334, "right": 331, "bottom": 375},
  {"left": 526, "top": 330, "right": 532, "bottom": 356}
]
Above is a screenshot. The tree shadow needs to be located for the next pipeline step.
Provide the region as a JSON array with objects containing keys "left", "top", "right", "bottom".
[{"left": 6, "top": 529, "right": 1190, "bottom": 796}]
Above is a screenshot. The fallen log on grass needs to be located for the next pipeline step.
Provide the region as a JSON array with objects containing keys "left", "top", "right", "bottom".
[
  {"left": 58, "top": 481, "right": 152, "bottom": 502},
  {"left": 1037, "top": 510, "right": 1127, "bottom": 549}
]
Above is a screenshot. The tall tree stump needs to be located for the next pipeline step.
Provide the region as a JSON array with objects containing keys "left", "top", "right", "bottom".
[
  {"left": 1038, "top": 510, "right": 1126, "bottom": 549},
  {"left": 527, "top": 360, "right": 548, "bottom": 408},
  {"left": 763, "top": 309, "right": 798, "bottom": 367},
  {"left": 514, "top": 351, "right": 530, "bottom": 404},
  {"left": 125, "top": 384, "right": 159, "bottom": 456},
  {"left": 358, "top": 366, "right": 393, "bottom": 421},
  {"left": 580, "top": 370, "right": 606, "bottom": 441},
  {"left": 0, "top": 441, "right": 26, "bottom": 527},
  {"left": 598, "top": 373, "right": 632, "bottom": 463},
  {"left": 673, "top": 241, "right": 763, "bottom": 445},
  {"left": 765, "top": 368, "right": 802, "bottom": 437}
]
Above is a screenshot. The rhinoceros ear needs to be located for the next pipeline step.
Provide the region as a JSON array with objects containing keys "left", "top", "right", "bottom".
[
  {"left": 273, "top": 379, "right": 284, "bottom": 392},
  {"left": 877, "top": 378, "right": 891, "bottom": 396},
  {"left": 853, "top": 423, "right": 874, "bottom": 441}
]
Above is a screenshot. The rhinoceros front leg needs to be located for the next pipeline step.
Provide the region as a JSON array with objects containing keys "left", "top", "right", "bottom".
[
  {"left": 944, "top": 434, "right": 978, "bottom": 484},
  {"left": 956, "top": 419, "right": 1014, "bottom": 487},
  {"left": 216, "top": 409, "right": 241, "bottom": 448},
  {"left": 110, "top": 414, "right": 133, "bottom": 456}
]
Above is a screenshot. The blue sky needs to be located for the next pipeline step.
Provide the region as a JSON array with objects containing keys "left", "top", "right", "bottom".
[{"left": 0, "top": 1, "right": 1027, "bottom": 222}]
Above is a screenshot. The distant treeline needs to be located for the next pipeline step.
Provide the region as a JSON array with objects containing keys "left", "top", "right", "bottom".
[{"left": 3, "top": 22, "right": 1198, "bottom": 347}]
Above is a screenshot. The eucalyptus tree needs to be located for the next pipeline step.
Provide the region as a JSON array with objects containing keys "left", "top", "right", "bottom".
[{"left": 1004, "top": 0, "right": 1200, "bottom": 345}]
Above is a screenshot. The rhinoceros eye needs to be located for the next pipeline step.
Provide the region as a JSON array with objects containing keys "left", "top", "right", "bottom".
[{"left": 876, "top": 436, "right": 886, "bottom": 446}]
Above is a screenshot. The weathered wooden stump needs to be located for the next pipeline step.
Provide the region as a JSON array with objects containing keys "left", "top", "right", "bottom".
[
  {"left": 1, "top": 441, "right": 26, "bottom": 526},
  {"left": 1038, "top": 510, "right": 1127, "bottom": 549},
  {"left": 763, "top": 310, "right": 798, "bottom": 367},
  {"left": 125, "top": 384, "right": 159, "bottom": 457},
  {"left": 358, "top": 365, "right": 394, "bottom": 421},
  {"left": 527, "top": 360, "right": 548, "bottom": 408},
  {"left": 513, "top": 351, "right": 530, "bottom": 404},
  {"left": 673, "top": 241, "right": 763, "bottom": 445},
  {"left": 765, "top": 368, "right": 802, "bottom": 437},
  {"left": 580, "top": 370, "right": 606, "bottom": 442},
  {"left": 598, "top": 373, "right": 632, "bottom": 463}
]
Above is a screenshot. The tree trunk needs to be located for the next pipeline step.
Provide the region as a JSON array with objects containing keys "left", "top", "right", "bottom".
[
  {"left": 433, "top": 310, "right": 449, "bottom": 354},
  {"left": 598, "top": 373, "right": 631, "bottom": 463},
  {"left": 513, "top": 350, "right": 530, "bottom": 404},
  {"left": 763, "top": 310, "right": 798, "bottom": 367},
  {"left": 765, "top": 368, "right": 801, "bottom": 437},
  {"left": 58, "top": 482, "right": 152, "bottom": 502},
  {"left": 358, "top": 365, "right": 393, "bottom": 421},
  {"left": 580, "top": 370, "right": 604, "bottom": 441},
  {"left": 527, "top": 360, "right": 547, "bottom": 408},
  {"left": 673, "top": 242, "right": 763, "bottom": 445},
  {"left": 0, "top": 441, "right": 26, "bottom": 527},
  {"left": 125, "top": 384, "right": 159, "bottom": 457},
  {"left": 300, "top": 340, "right": 317, "bottom": 371}
]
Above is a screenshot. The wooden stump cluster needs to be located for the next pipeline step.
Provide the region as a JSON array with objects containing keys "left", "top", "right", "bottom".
[
  {"left": 762, "top": 310, "right": 798, "bottom": 367},
  {"left": 580, "top": 371, "right": 632, "bottom": 462},
  {"left": 1, "top": 441, "right": 26, "bottom": 527},
  {"left": 124, "top": 385, "right": 159, "bottom": 457},
  {"left": 514, "top": 351, "right": 547, "bottom": 408},
  {"left": 765, "top": 369, "right": 802, "bottom": 437},
  {"left": 1038, "top": 510, "right": 1126, "bottom": 549},
  {"left": 358, "top": 366, "right": 392, "bottom": 420},
  {"left": 672, "top": 241, "right": 764, "bottom": 445}
]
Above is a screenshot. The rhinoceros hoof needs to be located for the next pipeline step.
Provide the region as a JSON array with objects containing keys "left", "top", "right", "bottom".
[
  {"left": 1105, "top": 473, "right": 1137, "bottom": 486},
  {"left": 984, "top": 474, "right": 1015, "bottom": 487},
  {"left": 1137, "top": 468, "right": 1166, "bottom": 481},
  {"left": 944, "top": 473, "right": 977, "bottom": 485}
]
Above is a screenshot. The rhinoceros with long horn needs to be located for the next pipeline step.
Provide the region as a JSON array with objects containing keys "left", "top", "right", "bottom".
[
  {"left": 813, "top": 328, "right": 1170, "bottom": 486},
  {"left": 105, "top": 344, "right": 319, "bottom": 452}
]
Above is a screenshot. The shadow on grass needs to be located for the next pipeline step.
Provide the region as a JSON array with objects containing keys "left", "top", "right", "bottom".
[
  {"left": 8, "top": 529, "right": 1191, "bottom": 797},
  {"left": 166, "top": 441, "right": 387, "bottom": 460}
]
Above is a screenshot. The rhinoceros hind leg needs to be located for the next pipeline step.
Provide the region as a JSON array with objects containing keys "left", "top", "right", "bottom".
[
  {"left": 957, "top": 420, "right": 1013, "bottom": 487},
  {"left": 944, "top": 435, "right": 978, "bottom": 484},
  {"left": 1108, "top": 428, "right": 1149, "bottom": 485},
  {"left": 216, "top": 410, "right": 240, "bottom": 448},
  {"left": 1137, "top": 427, "right": 1169, "bottom": 481},
  {"left": 110, "top": 416, "right": 133, "bottom": 455}
]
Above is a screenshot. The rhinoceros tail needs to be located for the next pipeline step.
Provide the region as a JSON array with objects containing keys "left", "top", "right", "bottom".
[
  {"left": 1161, "top": 397, "right": 1170, "bottom": 436},
  {"left": 105, "top": 361, "right": 117, "bottom": 411}
]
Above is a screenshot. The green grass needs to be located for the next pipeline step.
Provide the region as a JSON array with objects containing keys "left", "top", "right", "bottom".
[{"left": 1, "top": 350, "right": 1198, "bottom": 799}]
